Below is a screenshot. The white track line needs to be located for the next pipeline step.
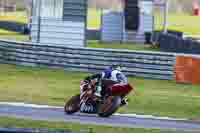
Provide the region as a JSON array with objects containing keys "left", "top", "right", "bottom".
[
  {"left": 114, "top": 113, "right": 187, "bottom": 121},
  {"left": 0, "top": 102, "right": 188, "bottom": 121},
  {"left": 0, "top": 102, "right": 63, "bottom": 109}
]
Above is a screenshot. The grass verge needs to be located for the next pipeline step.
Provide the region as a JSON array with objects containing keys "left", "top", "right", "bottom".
[
  {"left": 88, "top": 9, "right": 200, "bottom": 35},
  {"left": 0, "top": 11, "right": 28, "bottom": 23},
  {"left": 0, "top": 64, "right": 200, "bottom": 119},
  {"left": 0, "top": 34, "right": 29, "bottom": 41},
  {"left": 87, "top": 41, "right": 159, "bottom": 51},
  {"left": 167, "top": 14, "right": 200, "bottom": 35},
  {"left": 87, "top": 9, "right": 101, "bottom": 29}
]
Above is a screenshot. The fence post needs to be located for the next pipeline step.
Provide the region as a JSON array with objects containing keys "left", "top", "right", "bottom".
[{"left": 163, "top": 0, "right": 169, "bottom": 33}]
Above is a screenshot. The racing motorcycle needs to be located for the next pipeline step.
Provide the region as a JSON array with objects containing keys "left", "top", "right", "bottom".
[{"left": 64, "top": 76, "right": 134, "bottom": 117}]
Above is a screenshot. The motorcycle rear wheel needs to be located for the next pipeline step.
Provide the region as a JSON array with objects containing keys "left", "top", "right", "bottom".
[
  {"left": 64, "top": 94, "right": 80, "bottom": 114},
  {"left": 98, "top": 96, "right": 121, "bottom": 117}
]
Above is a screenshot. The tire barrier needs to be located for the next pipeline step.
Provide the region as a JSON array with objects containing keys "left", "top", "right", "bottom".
[
  {"left": 152, "top": 31, "right": 162, "bottom": 44},
  {"left": 0, "top": 21, "right": 30, "bottom": 34},
  {"left": 144, "top": 32, "right": 152, "bottom": 44},
  {"left": 167, "top": 30, "right": 183, "bottom": 38},
  {"left": 158, "top": 33, "right": 200, "bottom": 54},
  {"left": 0, "top": 127, "right": 79, "bottom": 133},
  {"left": 152, "top": 30, "right": 183, "bottom": 44},
  {"left": 86, "top": 29, "right": 101, "bottom": 40}
]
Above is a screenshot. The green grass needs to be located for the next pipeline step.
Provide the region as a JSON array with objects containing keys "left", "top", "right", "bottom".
[
  {"left": 0, "top": 117, "right": 198, "bottom": 133},
  {"left": 0, "top": 11, "right": 28, "bottom": 23},
  {"left": 1, "top": 11, "right": 200, "bottom": 35},
  {"left": 0, "top": 10, "right": 199, "bottom": 36},
  {"left": 155, "top": 14, "right": 200, "bottom": 35},
  {"left": 167, "top": 14, "right": 200, "bottom": 35},
  {"left": 88, "top": 9, "right": 200, "bottom": 35},
  {"left": 0, "top": 64, "right": 200, "bottom": 119},
  {"left": 87, "top": 41, "right": 159, "bottom": 51},
  {"left": 87, "top": 9, "right": 101, "bottom": 29},
  {"left": 0, "top": 33, "right": 29, "bottom": 41}
]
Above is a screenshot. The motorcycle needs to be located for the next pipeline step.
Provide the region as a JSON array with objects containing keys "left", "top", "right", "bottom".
[{"left": 64, "top": 77, "right": 134, "bottom": 117}]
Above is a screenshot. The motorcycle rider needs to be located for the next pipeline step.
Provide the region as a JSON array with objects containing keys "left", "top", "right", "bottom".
[{"left": 80, "top": 64, "right": 128, "bottom": 113}]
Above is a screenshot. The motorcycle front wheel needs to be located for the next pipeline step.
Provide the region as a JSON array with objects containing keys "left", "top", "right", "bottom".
[
  {"left": 64, "top": 94, "right": 80, "bottom": 114},
  {"left": 98, "top": 96, "right": 121, "bottom": 117}
]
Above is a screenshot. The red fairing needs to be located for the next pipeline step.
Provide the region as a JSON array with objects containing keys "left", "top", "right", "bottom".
[{"left": 109, "top": 84, "right": 133, "bottom": 96}]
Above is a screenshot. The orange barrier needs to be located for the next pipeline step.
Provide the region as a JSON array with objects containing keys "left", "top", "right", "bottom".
[
  {"left": 175, "top": 56, "right": 200, "bottom": 85},
  {"left": 175, "top": 56, "right": 192, "bottom": 84},
  {"left": 191, "top": 57, "right": 200, "bottom": 84}
]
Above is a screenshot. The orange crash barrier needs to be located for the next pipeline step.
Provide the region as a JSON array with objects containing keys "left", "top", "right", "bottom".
[
  {"left": 191, "top": 57, "right": 200, "bottom": 84},
  {"left": 175, "top": 55, "right": 200, "bottom": 85},
  {"left": 175, "top": 56, "right": 192, "bottom": 84}
]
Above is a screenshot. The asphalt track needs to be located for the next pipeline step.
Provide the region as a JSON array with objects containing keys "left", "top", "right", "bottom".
[{"left": 0, "top": 104, "right": 200, "bottom": 132}]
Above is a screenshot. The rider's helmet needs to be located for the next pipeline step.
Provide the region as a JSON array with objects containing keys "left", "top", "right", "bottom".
[{"left": 111, "top": 64, "right": 123, "bottom": 71}]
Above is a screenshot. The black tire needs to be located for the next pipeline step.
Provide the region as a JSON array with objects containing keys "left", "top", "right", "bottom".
[
  {"left": 64, "top": 94, "right": 80, "bottom": 114},
  {"left": 98, "top": 96, "right": 121, "bottom": 117}
]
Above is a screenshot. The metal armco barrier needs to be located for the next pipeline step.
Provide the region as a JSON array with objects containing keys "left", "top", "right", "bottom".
[
  {"left": 0, "top": 39, "right": 176, "bottom": 80},
  {"left": 0, "top": 39, "right": 200, "bottom": 84},
  {"left": 0, "top": 127, "right": 79, "bottom": 133}
]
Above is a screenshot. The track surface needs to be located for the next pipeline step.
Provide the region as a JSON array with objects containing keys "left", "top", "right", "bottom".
[{"left": 0, "top": 104, "right": 200, "bottom": 132}]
